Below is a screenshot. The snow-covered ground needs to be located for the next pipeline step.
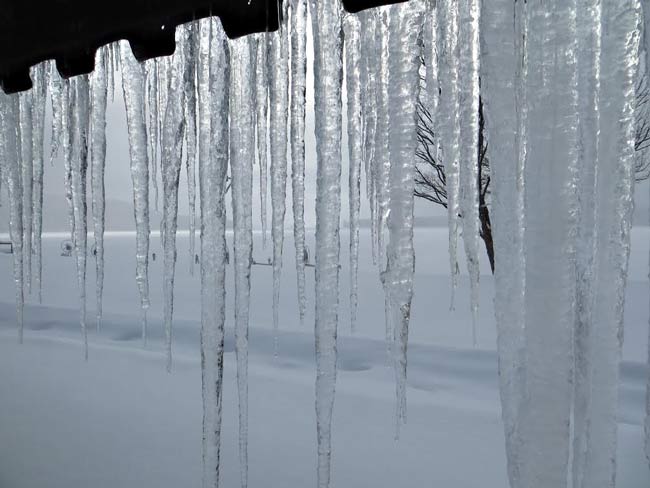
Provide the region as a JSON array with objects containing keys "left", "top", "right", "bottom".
[{"left": 0, "top": 227, "right": 648, "bottom": 487}]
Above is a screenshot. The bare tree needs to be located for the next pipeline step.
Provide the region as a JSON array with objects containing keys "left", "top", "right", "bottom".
[
  {"left": 415, "top": 97, "right": 494, "bottom": 272},
  {"left": 415, "top": 77, "right": 650, "bottom": 275}
]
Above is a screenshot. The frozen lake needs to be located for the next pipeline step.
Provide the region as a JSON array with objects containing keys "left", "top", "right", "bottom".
[{"left": 0, "top": 227, "right": 647, "bottom": 487}]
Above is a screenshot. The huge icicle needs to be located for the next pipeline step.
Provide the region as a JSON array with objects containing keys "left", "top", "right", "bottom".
[
  {"left": 268, "top": 8, "right": 289, "bottom": 351},
  {"left": 70, "top": 76, "right": 91, "bottom": 360},
  {"left": 229, "top": 36, "right": 254, "bottom": 488},
  {"left": 255, "top": 36, "right": 269, "bottom": 249},
  {"left": 437, "top": 0, "right": 461, "bottom": 306},
  {"left": 290, "top": 0, "right": 308, "bottom": 323},
  {"left": 572, "top": 1, "right": 602, "bottom": 485},
  {"left": 643, "top": 0, "right": 650, "bottom": 467},
  {"left": 200, "top": 19, "right": 229, "bottom": 488},
  {"left": 31, "top": 64, "right": 47, "bottom": 304},
  {"left": 310, "top": 0, "right": 342, "bottom": 485},
  {"left": 344, "top": 13, "right": 362, "bottom": 332},
  {"left": 480, "top": 0, "right": 526, "bottom": 485},
  {"left": 121, "top": 42, "right": 151, "bottom": 345},
  {"left": 0, "top": 93, "right": 25, "bottom": 342},
  {"left": 161, "top": 26, "right": 193, "bottom": 371},
  {"left": 518, "top": 2, "right": 579, "bottom": 487},
  {"left": 90, "top": 49, "right": 108, "bottom": 331},
  {"left": 385, "top": 0, "right": 423, "bottom": 436},
  {"left": 579, "top": 3, "right": 639, "bottom": 486},
  {"left": 457, "top": 0, "right": 481, "bottom": 343}
]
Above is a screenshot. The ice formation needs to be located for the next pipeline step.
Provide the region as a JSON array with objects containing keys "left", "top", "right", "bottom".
[
  {"left": 229, "top": 35, "right": 254, "bottom": 488},
  {"left": 90, "top": 49, "right": 108, "bottom": 331},
  {"left": 121, "top": 43, "right": 151, "bottom": 345},
  {"left": 1, "top": 1, "right": 649, "bottom": 487},
  {"left": 310, "top": 0, "right": 343, "bottom": 486},
  {"left": 268, "top": 6, "right": 289, "bottom": 352},
  {"left": 290, "top": 0, "right": 308, "bottom": 324}
]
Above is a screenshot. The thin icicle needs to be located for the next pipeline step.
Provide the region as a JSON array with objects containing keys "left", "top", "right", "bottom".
[
  {"left": 290, "top": 0, "right": 308, "bottom": 324},
  {"left": 375, "top": 9, "right": 391, "bottom": 269},
  {"left": 255, "top": 36, "right": 269, "bottom": 249},
  {"left": 458, "top": 0, "right": 481, "bottom": 344},
  {"left": 229, "top": 36, "right": 255, "bottom": 488},
  {"left": 480, "top": 0, "right": 526, "bottom": 485},
  {"left": 309, "top": 0, "right": 342, "bottom": 485},
  {"left": 49, "top": 62, "right": 64, "bottom": 165},
  {"left": 359, "top": 10, "right": 379, "bottom": 264},
  {"left": 437, "top": 0, "right": 461, "bottom": 308},
  {"left": 146, "top": 61, "right": 160, "bottom": 212},
  {"left": 518, "top": 2, "right": 579, "bottom": 487},
  {"left": 62, "top": 81, "right": 75, "bottom": 239},
  {"left": 0, "top": 93, "right": 25, "bottom": 342},
  {"left": 161, "top": 27, "right": 192, "bottom": 372},
  {"left": 344, "top": 13, "right": 362, "bottom": 333},
  {"left": 121, "top": 42, "right": 151, "bottom": 346},
  {"left": 90, "top": 50, "right": 108, "bottom": 331},
  {"left": 200, "top": 19, "right": 229, "bottom": 488},
  {"left": 70, "top": 76, "right": 91, "bottom": 360},
  {"left": 423, "top": 2, "right": 439, "bottom": 145},
  {"left": 268, "top": 11, "right": 289, "bottom": 353},
  {"left": 19, "top": 90, "right": 33, "bottom": 295},
  {"left": 31, "top": 64, "right": 47, "bottom": 304},
  {"left": 384, "top": 0, "right": 423, "bottom": 437},
  {"left": 185, "top": 24, "right": 198, "bottom": 276}
]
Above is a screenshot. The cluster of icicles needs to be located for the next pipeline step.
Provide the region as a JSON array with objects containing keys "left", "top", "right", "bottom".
[{"left": 1, "top": 0, "right": 650, "bottom": 487}]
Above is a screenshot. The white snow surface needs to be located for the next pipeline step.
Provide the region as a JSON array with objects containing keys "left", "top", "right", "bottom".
[{"left": 0, "top": 229, "right": 647, "bottom": 487}]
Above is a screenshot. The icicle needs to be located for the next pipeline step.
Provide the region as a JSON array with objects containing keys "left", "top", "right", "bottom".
[
  {"left": 268, "top": 10, "right": 289, "bottom": 353},
  {"left": 19, "top": 90, "right": 33, "bottom": 295},
  {"left": 49, "top": 62, "right": 64, "bottom": 164},
  {"left": 70, "top": 76, "right": 91, "bottom": 360},
  {"left": 384, "top": 0, "right": 423, "bottom": 437},
  {"left": 423, "top": 3, "right": 439, "bottom": 143},
  {"left": 437, "top": 0, "right": 461, "bottom": 307},
  {"left": 309, "top": 0, "right": 342, "bottom": 485},
  {"left": 479, "top": 0, "right": 526, "bottom": 485},
  {"left": 200, "top": 19, "right": 229, "bottom": 488},
  {"left": 146, "top": 61, "right": 160, "bottom": 212},
  {"left": 517, "top": 2, "right": 579, "bottom": 487},
  {"left": 290, "top": 0, "right": 308, "bottom": 324},
  {"left": 161, "top": 27, "right": 192, "bottom": 372},
  {"left": 121, "top": 42, "right": 151, "bottom": 345},
  {"left": 358, "top": 10, "right": 379, "bottom": 264},
  {"left": 31, "top": 64, "right": 47, "bottom": 303},
  {"left": 374, "top": 9, "right": 390, "bottom": 269},
  {"left": 62, "top": 81, "right": 75, "bottom": 238},
  {"left": 255, "top": 36, "right": 269, "bottom": 249},
  {"left": 458, "top": 0, "right": 481, "bottom": 344},
  {"left": 344, "top": 13, "right": 362, "bottom": 333},
  {"left": 0, "top": 93, "right": 25, "bottom": 342},
  {"left": 185, "top": 24, "right": 198, "bottom": 277},
  {"left": 90, "top": 49, "right": 108, "bottom": 331},
  {"left": 229, "top": 35, "right": 255, "bottom": 488},
  {"left": 571, "top": 1, "right": 602, "bottom": 485},
  {"left": 579, "top": 3, "right": 639, "bottom": 487}
]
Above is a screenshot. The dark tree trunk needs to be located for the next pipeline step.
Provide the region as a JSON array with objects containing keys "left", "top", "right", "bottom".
[
  {"left": 477, "top": 97, "right": 494, "bottom": 274},
  {"left": 479, "top": 197, "right": 494, "bottom": 274}
]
